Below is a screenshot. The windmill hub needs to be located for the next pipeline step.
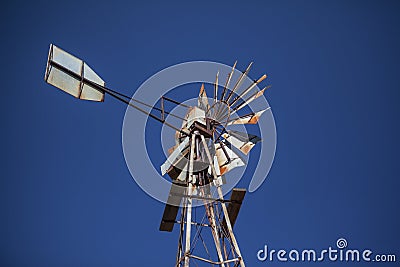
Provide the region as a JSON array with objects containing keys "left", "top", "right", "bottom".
[
  {"left": 207, "top": 101, "right": 231, "bottom": 128},
  {"left": 185, "top": 106, "right": 213, "bottom": 138}
]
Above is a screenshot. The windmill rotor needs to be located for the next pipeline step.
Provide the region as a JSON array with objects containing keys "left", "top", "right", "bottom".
[{"left": 160, "top": 61, "right": 270, "bottom": 191}]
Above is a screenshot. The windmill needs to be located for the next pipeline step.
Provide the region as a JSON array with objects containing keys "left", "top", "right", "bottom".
[{"left": 44, "top": 44, "right": 271, "bottom": 267}]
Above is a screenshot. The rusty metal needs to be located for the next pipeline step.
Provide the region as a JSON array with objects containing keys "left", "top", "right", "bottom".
[
  {"left": 215, "top": 142, "right": 245, "bottom": 176},
  {"left": 198, "top": 83, "right": 210, "bottom": 112},
  {"left": 217, "top": 141, "right": 231, "bottom": 165},
  {"left": 227, "top": 108, "right": 269, "bottom": 126},
  {"left": 158, "top": 62, "right": 266, "bottom": 266}
]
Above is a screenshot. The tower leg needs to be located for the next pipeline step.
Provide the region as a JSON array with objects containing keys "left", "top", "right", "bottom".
[
  {"left": 176, "top": 204, "right": 185, "bottom": 266},
  {"left": 183, "top": 183, "right": 193, "bottom": 267},
  {"left": 183, "top": 134, "right": 196, "bottom": 267},
  {"left": 200, "top": 135, "right": 246, "bottom": 267},
  {"left": 205, "top": 202, "right": 226, "bottom": 267},
  {"left": 217, "top": 186, "right": 245, "bottom": 267}
]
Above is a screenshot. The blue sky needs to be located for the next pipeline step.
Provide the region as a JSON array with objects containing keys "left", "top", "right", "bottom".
[{"left": 1, "top": 0, "right": 400, "bottom": 266}]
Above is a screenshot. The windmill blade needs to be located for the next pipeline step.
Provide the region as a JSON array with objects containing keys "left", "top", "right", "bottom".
[
  {"left": 209, "top": 155, "right": 228, "bottom": 184},
  {"left": 45, "top": 44, "right": 105, "bottom": 102},
  {"left": 233, "top": 85, "right": 271, "bottom": 112},
  {"left": 214, "top": 71, "right": 219, "bottom": 106},
  {"left": 213, "top": 155, "right": 221, "bottom": 177},
  {"left": 204, "top": 143, "right": 228, "bottom": 184},
  {"left": 167, "top": 142, "right": 181, "bottom": 155},
  {"left": 167, "top": 144, "right": 177, "bottom": 155},
  {"left": 167, "top": 146, "right": 190, "bottom": 177},
  {"left": 175, "top": 162, "right": 188, "bottom": 183},
  {"left": 215, "top": 142, "right": 245, "bottom": 175},
  {"left": 229, "top": 74, "right": 267, "bottom": 107},
  {"left": 161, "top": 137, "right": 190, "bottom": 175},
  {"left": 197, "top": 83, "right": 210, "bottom": 112},
  {"left": 222, "top": 130, "right": 261, "bottom": 155},
  {"left": 225, "top": 62, "right": 253, "bottom": 103},
  {"left": 220, "top": 61, "right": 237, "bottom": 101},
  {"left": 175, "top": 130, "right": 185, "bottom": 144},
  {"left": 227, "top": 108, "right": 269, "bottom": 125},
  {"left": 167, "top": 161, "right": 188, "bottom": 183},
  {"left": 159, "top": 182, "right": 186, "bottom": 232},
  {"left": 207, "top": 154, "right": 222, "bottom": 177}
]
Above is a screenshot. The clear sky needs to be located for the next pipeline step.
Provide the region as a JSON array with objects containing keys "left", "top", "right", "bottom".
[{"left": 1, "top": 0, "right": 399, "bottom": 266}]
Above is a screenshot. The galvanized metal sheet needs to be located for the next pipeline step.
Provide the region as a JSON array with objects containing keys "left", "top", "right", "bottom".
[
  {"left": 45, "top": 44, "right": 105, "bottom": 102},
  {"left": 197, "top": 83, "right": 210, "bottom": 112},
  {"left": 80, "top": 84, "right": 104, "bottom": 101},
  {"left": 185, "top": 106, "right": 206, "bottom": 129},
  {"left": 52, "top": 45, "right": 82, "bottom": 75},
  {"left": 80, "top": 63, "right": 105, "bottom": 101},
  {"left": 161, "top": 137, "right": 190, "bottom": 175},
  {"left": 159, "top": 183, "right": 186, "bottom": 232},
  {"left": 222, "top": 188, "right": 246, "bottom": 230},
  {"left": 47, "top": 66, "right": 81, "bottom": 97},
  {"left": 175, "top": 162, "right": 188, "bottom": 183},
  {"left": 214, "top": 142, "right": 245, "bottom": 175},
  {"left": 213, "top": 155, "right": 221, "bottom": 176}
]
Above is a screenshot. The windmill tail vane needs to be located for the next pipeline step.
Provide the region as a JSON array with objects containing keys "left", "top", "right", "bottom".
[{"left": 44, "top": 43, "right": 271, "bottom": 267}]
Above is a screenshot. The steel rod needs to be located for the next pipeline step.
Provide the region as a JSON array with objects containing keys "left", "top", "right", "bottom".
[
  {"left": 48, "top": 60, "right": 189, "bottom": 136},
  {"left": 184, "top": 134, "right": 196, "bottom": 267},
  {"left": 176, "top": 204, "right": 186, "bottom": 267},
  {"left": 221, "top": 61, "right": 237, "bottom": 101},
  {"left": 206, "top": 200, "right": 226, "bottom": 267},
  {"left": 163, "top": 96, "right": 191, "bottom": 108},
  {"left": 189, "top": 253, "right": 240, "bottom": 264},
  {"left": 229, "top": 74, "right": 267, "bottom": 107}
]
